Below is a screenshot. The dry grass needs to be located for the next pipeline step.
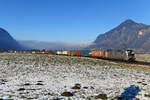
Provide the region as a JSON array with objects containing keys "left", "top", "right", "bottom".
[{"left": 136, "top": 54, "right": 150, "bottom": 62}]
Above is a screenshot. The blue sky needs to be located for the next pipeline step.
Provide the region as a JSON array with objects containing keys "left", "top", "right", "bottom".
[{"left": 0, "top": 0, "right": 150, "bottom": 42}]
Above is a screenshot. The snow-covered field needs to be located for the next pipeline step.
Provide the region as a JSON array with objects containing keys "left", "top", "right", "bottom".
[{"left": 0, "top": 53, "right": 150, "bottom": 100}]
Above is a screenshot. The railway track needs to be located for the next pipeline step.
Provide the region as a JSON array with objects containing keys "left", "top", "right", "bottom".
[
  {"left": 131, "top": 61, "right": 150, "bottom": 66},
  {"left": 105, "top": 58, "right": 150, "bottom": 67},
  {"left": 89, "top": 56, "right": 150, "bottom": 67},
  {"left": 56, "top": 54, "right": 150, "bottom": 67},
  {"left": 58, "top": 55, "right": 150, "bottom": 67}
]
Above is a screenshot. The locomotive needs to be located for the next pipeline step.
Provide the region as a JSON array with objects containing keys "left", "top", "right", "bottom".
[{"left": 106, "top": 49, "right": 135, "bottom": 61}]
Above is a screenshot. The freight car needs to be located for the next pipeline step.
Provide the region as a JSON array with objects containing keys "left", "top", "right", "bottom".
[{"left": 56, "top": 49, "right": 135, "bottom": 62}]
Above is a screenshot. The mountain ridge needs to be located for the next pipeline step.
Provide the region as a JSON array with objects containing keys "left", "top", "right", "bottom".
[
  {"left": 87, "top": 19, "right": 150, "bottom": 52},
  {"left": 0, "top": 28, "right": 23, "bottom": 50}
]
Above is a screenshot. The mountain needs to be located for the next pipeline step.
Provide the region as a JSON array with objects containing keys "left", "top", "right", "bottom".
[
  {"left": 87, "top": 19, "right": 150, "bottom": 52},
  {"left": 0, "top": 28, "right": 23, "bottom": 50},
  {"left": 19, "top": 40, "right": 91, "bottom": 50}
]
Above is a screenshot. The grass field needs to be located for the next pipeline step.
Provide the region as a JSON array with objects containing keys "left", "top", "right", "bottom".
[{"left": 136, "top": 53, "right": 150, "bottom": 62}]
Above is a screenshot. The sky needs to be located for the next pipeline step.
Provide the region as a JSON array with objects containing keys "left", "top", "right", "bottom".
[{"left": 0, "top": 0, "right": 150, "bottom": 43}]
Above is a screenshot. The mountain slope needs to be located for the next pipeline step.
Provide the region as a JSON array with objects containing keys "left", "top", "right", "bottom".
[
  {"left": 87, "top": 19, "right": 150, "bottom": 52},
  {"left": 0, "top": 28, "right": 22, "bottom": 50}
]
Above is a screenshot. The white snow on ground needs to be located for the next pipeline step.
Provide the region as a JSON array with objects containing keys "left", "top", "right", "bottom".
[{"left": 0, "top": 53, "right": 149, "bottom": 100}]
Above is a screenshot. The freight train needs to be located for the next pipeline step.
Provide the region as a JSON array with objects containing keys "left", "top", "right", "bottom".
[
  {"left": 56, "top": 49, "right": 135, "bottom": 62},
  {"left": 6, "top": 49, "right": 135, "bottom": 62}
]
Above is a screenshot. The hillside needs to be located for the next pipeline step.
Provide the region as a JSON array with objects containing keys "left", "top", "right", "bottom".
[
  {"left": 0, "top": 28, "right": 22, "bottom": 50},
  {"left": 87, "top": 19, "right": 150, "bottom": 52}
]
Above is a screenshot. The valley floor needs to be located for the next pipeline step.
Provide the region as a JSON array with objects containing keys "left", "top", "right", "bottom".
[
  {"left": 136, "top": 53, "right": 150, "bottom": 63},
  {"left": 0, "top": 53, "right": 150, "bottom": 100}
]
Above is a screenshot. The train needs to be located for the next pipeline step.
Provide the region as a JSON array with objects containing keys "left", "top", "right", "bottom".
[
  {"left": 56, "top": 49, "right": 135, "bottom": 62},
  {"left": 5, "top": 49, "right": 135, "bottom": 62}
]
